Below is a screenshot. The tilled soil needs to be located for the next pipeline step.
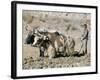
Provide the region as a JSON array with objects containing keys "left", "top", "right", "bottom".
[{"left": 22, "top": 53, "right": 90, "bottom": 69}]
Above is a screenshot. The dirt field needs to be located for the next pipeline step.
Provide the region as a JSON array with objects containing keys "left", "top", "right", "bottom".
[
  {"left": 22, "top": 10, "right": 91, "bottom": 69},
  {"left": 22, "top": 46, "right": 90, "bottom": 69}
]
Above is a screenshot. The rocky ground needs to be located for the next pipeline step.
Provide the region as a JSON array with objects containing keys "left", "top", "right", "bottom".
[{"left": 22, "top": 52, "right": 90, "bottom": 69}]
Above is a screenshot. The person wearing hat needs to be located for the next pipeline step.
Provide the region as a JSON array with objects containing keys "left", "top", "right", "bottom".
[{"left": 79, "top": 24, "right": 89, "bottom": 55}]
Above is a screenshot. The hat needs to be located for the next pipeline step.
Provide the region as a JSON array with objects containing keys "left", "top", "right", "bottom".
[{"left": 81, "top": 23, "right": 87, "bottom": 28}]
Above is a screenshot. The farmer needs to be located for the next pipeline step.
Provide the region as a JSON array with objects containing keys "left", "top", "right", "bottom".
[{"left": 80, "top": 24, "right": 89, "bottom": 55}]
